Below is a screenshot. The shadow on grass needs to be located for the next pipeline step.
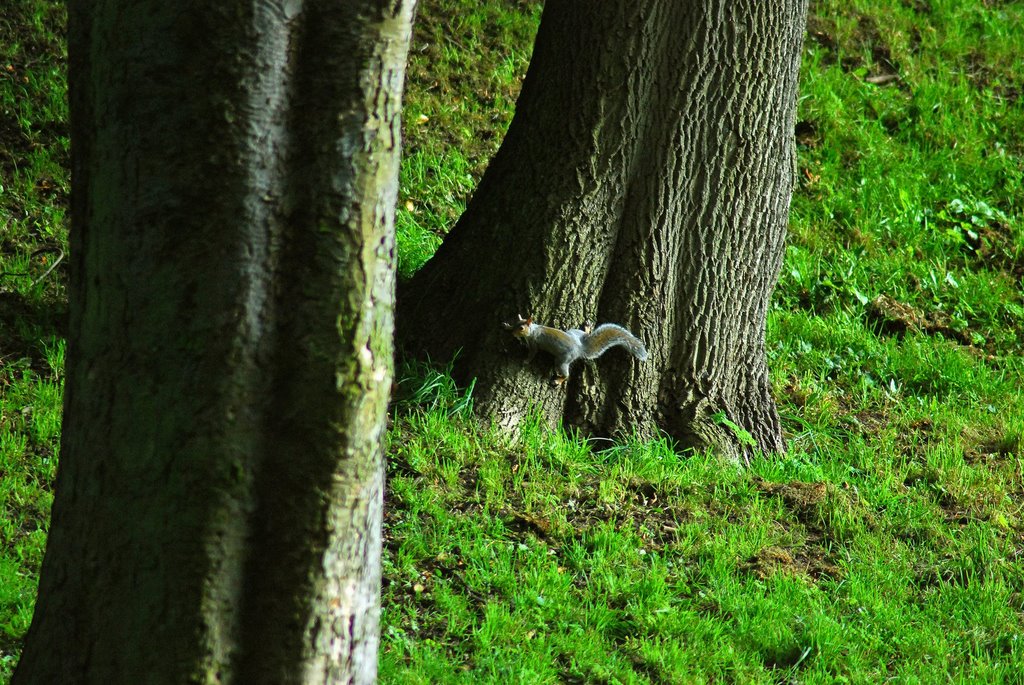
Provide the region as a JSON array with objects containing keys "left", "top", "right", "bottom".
[{"left": 0, "top": 289, "right": 67, "bottom": 371}]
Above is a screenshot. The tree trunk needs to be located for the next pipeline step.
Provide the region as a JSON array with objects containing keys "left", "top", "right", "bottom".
[
  {"left": 398, "top": 0, "right": 807, "bottom": 461},
  {"left": 13, "top": 1, "right": 412, "bottom": 683}
]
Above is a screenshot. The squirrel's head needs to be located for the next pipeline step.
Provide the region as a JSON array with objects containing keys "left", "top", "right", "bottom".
[{"left": 502, "top": 313, "right": 533, "bottom": 337}]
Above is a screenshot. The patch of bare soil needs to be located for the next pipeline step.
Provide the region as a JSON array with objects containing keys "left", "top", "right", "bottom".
[
  {"left": 961, "top": 424, "right": 1021, "bottom": 465},
  {"left": 558, "top": 477, "right": 699, "bottom": 551},
  {"left": 806, "top": 12, "right": 904, "bottom": 87},
  {"left": 805, "top": 14, "right": 838, "bottom": 59},
  {"left": 743, "top": 544, "right": 842, "bottom": 582},
  {"left": 758, "top": 479, "right": 829, "bottom": 512},
  {"left": 865, "top": 294, "right": 974, "bottom": 345},
  {"left": 960, "top": 220, "right": 1024, "bottom": 285},
  {"left": 891, "top": 417, "right": 939, "bottom": 461},
  {"left": 0, "top": 290, "right": 66, "bottom": 374},
  {"left": 750, "top": 479, "right": 855, "bottom": 581},
  {"left": 795, "top": 120, "right": 820, "bottom": 148}
]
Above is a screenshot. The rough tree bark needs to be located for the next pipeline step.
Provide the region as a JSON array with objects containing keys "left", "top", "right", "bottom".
[
  {"left": 398, "top": 0, "right": 807, "bottom": 460},
  {"left": 13, "top": 1, "right": 413, "bottom": 683}
]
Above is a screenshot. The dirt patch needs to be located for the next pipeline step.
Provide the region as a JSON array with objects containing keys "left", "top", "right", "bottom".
[
  {"left": 891, "top": 417, "right": 939, "bottom": 460},
  {"left": 961, "top": 424, "right": 1021, "bottom": 465},
  {"left": 963, "top": 50, "right": 1021, "bottom": 104},
  {"left": 0, "top": 111, "right": 30, "bottom": 175},
  {"left": 501, "top": 508, "right": 552, "bottom": 539},
  {"left": 757, "top": 479, "right": 829, "bottom": 515},
  {"left": 841, "top": 14, "right": 900, "bottom": 80},
  {"left": 553, "top": 474, "right": 782, "bottom": 560},
  {"left": 806, "top": 10, "right": 911, "bottom": 94},
  {"left": 781, "top": 377, "right": 813, "bottom": 409},
  {"left": 0, "top": 290, "right": 67, "bottom": 375},
  {"left": 842, "top": 408, "right": 890, "bottom": 439},
  {"left": 865, "top": 294, "right": 974, "bottom": 345},
  {"left": 743, "top": 544, "right": 842, "bottom": 581},
  {"left": 749, "top": 479, "right": 851, "bottom": 581},
  {"left": 962, "top": 220, "right": 1024, "bottom": 284},
  {"left": 795, "top": 120, "right": 820, "bottom": 148},
  {"left": 805, "top": 14, "right": 838, "bottom": 59}
]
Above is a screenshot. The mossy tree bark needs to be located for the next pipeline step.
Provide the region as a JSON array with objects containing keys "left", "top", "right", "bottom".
[
  {"left": 13, "top": 1, "right": 413, "bottom": 683},
  {"left": 398, "top": 0, "right": 807, "bottom": 461}
]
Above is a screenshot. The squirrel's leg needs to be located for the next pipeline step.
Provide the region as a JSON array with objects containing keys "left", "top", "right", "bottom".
[{"left": 551, "top": 360, "right": 571, "bottom": 386}]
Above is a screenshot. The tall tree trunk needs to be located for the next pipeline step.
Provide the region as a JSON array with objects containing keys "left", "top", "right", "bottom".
[
  {"left": 398, "top": 0, "right": 807, "bottom": 461},
  {"left": 13, "top": 1, "right": 413, "bottom": 683}
]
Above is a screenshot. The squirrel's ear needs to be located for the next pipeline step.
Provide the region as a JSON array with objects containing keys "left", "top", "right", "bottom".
[{"left": 526, "top": 316, "right": 534, "bottom": 325}]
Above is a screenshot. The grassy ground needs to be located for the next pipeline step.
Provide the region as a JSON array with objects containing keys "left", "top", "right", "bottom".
[
  {"left": 387, "top": 0, "right": 1024, "bottom": 681},
  {"left": 0, "top": 1, "right": 67, "bottom": 679},
  {"left": 2, "top": 0, "right": 1024, "bottom": 682}
]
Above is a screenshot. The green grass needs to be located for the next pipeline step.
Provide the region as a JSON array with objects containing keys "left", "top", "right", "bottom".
[
  {"left": 3, "top": 0, "right": 1024, "bottom": 682},
  {"left": 0, "top": 1, "right": 67, "bottom": 680},
  {"left": 397, "top": 0, "right": 540, "bottom": 277},
  {"left": 383, "top": 391, "right": 1024, "bottom": 682},
  {"left": 383, "top": 0, "right": 1024, "bottom": 681}
]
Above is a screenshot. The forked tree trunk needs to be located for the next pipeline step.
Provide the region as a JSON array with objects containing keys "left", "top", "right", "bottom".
[
  {"left": 13, "top": 1, "right": 413, "bottom": 683},
  {"left": 398, "top": 0, "right": 807, "bottom": 460}
]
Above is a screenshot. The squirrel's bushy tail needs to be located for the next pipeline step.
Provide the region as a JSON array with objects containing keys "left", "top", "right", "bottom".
[
  {"left": 627, "top": 333, "right": 649, "bottom": 361},
  {"left": 585, "top": 323, "right": 648, "bottom": 361}
]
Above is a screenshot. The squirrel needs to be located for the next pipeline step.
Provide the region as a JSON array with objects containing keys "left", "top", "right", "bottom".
[{"left": 503, "top": 314, "right": 648, "bottom": 385}]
